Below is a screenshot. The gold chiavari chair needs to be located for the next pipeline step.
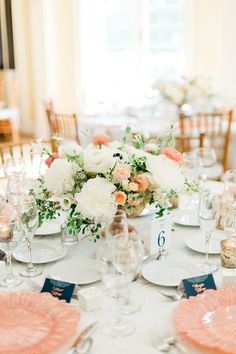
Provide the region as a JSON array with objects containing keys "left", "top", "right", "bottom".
[
  {"left": 0, "top": 139, "right": 52, "bottom": 179},
  {"left": 179, "top": 110, "right": 233, "bottom": 172},
  {"left": 45, "top": 101, "right": 79, "bottom": 152},
  {"left": 174, "top": 133, "right": 205, "bottom": 153}
]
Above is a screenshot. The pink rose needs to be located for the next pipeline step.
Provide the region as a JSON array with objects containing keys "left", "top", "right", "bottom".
[
  {"left": 127, "top": 194, "right": 144, "bottom": 207},
  {"left": 45, "top": 153, "right": 60, "bottom": 167},
  {"left": 114, "top": 191, "right": 127, "bottom": 205}
]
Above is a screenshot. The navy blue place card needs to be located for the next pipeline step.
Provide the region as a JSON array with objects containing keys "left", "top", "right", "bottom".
[
  {"left": 41, "top": 278, "right": 75, "bottom": 303},
  {"left": 182, "top": 274, "right": 216, "bottom": 298}
]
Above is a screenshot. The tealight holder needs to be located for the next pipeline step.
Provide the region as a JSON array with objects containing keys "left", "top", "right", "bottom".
[{"left": 221, "top": 239, "right": 236, "bottom": 268}]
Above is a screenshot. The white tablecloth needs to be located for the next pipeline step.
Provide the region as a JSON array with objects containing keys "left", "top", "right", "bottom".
[{"left": 1, "top": 182, "right": 230, "bottom": 354}]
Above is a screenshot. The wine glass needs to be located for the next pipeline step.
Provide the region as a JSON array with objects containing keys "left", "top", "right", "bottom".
[
  {"left": 198, "top": 192, "right": 219, "bottom": 273},
  {"left": 96, "top": 236, "right": 139, "bottom": 337},
  {"left": 7, "top": 175, "right": 24, "bottom": 207},
  {"left": 182, "top": 151, "right": 200, "bottom": 181},
  {"left": 224, "top": 170, "right": 236, "bottom": 200},
  {"left": 18, "top": 195, "right": 42, "bottom": 277},
  {"left": 4, "top": 157, "right": 25, "bottom": 177},
  {"left": 0, "top": 207, "right": 22, "bottom": 287},
  {"left": 194, "top": 147, "right": 217, "bottom": 182}
]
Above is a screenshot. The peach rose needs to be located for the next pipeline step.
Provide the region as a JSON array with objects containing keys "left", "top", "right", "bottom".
[
  {"left": 127, "top": 193, "right": 144, "bottom": 207},
  {"left": 163, "top": 147, "right": 183, "bottom": 164},
  {"left": 45, "top": 153, "right": 60, "bottom": 168},
  {"left": 92, "top": 133, "right": 110, "bottom": 146},
  {"left": 135, "top": 174, "right": 149, "bottom": 192},
  {"left": 114, "top": 191, "right": 127, "bottom": 205},
  {"left": 128, "top": 182, "right": 139, "bottom": 192},
  {"left": 113, "top": 166, "right": 131, "bottom": 180}
]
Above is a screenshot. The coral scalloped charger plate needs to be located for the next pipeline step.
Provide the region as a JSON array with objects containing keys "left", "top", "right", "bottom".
[
  {"left": 0, "top": 291, "right": 80, "bottom": 354},
  {"left": 174, "top": 288, "right": 236, "bottom": 354}
]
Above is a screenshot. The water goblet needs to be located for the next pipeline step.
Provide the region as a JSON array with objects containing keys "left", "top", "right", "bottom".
[
  {"left": 19, "top": 195, "right": 42, "bottom": 277},
  {"left": 194, "top": 147, "right": 217, "bottom": 182},
  {"left": 198, "top": 191, "right": 219, "bottom": 273},
  {"left": 0, "top": 209, "right": 22, "bottom": 287},
  {"left": 182, "top": 151, "right": 200, "bottom": 181}
]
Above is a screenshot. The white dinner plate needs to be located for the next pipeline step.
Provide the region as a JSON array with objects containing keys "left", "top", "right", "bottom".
[
  {"left": 35, "top": 220, "right": 61, "bottom": 235},
  {"left": 48, "top": 258, "right": 100, "bottom": 285},
  {"left": 173, "top": 210, "right": 199, "bottom": 227},
  {"left": 13, "top": 241, "right": 67, "bottom": 264},
  {"left": 185, "top": 231, "right": 225, "bottom": 254},
  {"left": 141, "top": 260, "right": 201, "bottom": 287}
]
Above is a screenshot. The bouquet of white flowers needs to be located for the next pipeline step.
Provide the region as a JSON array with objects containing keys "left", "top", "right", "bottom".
[{"left": 30, "top": 130, "right": 198, "bottom": 241}]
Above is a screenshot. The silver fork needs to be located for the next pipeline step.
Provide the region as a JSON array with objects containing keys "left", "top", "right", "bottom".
[
  {"left": 159, "top": 291, "right": 184, "bottom": 301},
  {"left": 25, "top": 279, "right": 79, "bottom": 300}
]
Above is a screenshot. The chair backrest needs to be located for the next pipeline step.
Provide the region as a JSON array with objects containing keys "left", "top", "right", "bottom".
[
  {"left": 45, "top": 101, "right": 79, "bottom": 146},
  {"left": 0, "top": 139, "right": 52, "bottom": 178},
  {"left": 175, "top": 133, "right": 205, "bottom": 153},
  {"left": 179, "top": 110, "right": 233, "bottom": 171}
]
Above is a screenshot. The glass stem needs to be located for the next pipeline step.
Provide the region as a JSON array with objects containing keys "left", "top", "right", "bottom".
[
  {"left": 205, "top": 232, "right": 211, "bottom": 265},
  {"left": 113, "top": 292, "right": 123, "bottom": 327},
  {"left": 5, "top": 247, "right": 13, "bottom": 279},
  {"left": 27, "top": 237, "right": 34, "bottom": 271}
]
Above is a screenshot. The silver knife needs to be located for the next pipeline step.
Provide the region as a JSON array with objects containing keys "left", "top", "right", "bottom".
[{"left": 72, "top": 322, "right": 98, "bottom": 350}]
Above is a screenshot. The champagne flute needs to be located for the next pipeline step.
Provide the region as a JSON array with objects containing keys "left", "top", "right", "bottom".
[
  {"left": 194, "top": 147, "right": 217, "bottom": 182},
  {"left": 198, "top": 192, "right": 219, "bottom": 273},
  {"left": 19, "top": 195, "right": 42, "bottom": 277},
  {"left": 0, "top": 208, "right": 22, "bottom": 287}
]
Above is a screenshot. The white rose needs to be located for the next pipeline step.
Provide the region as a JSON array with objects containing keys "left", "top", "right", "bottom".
[
  {"left": 146, "top": 154, "right": 184, "bottom": 191},
  {"left": 44, "top": 159, "right": 75, "bottom": 196},
  {"left": 75, "top": 176, "right": 116, "bottom": 222},
  {"left": 59, "top": 143, "right": 83, "bottom": 157},
  {"left": 83, "top": 146, "right": 115, "bottom": 174}
]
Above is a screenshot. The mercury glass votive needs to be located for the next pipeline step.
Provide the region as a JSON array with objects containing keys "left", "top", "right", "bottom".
[{"left": 221, "top": 239, "right": 236, "bottom": 268}]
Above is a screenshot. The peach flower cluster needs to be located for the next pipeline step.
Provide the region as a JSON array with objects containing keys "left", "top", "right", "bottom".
[
  {"left": 92, "top": 133, "right": 110, "bottom": 146},
  {"left": 113, "top": 165, "right": 131, "bottom": 180}
]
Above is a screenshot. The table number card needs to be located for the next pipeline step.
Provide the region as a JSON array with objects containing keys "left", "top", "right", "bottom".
[
  {"left": 41, "top": 278, "right": 75, "bottom": 303},
  {"left": 182, "top": 274, "right": 216, "bottom": 298},
  {"left": 144, "top": 214, "right": 172, "bottom": 255}
]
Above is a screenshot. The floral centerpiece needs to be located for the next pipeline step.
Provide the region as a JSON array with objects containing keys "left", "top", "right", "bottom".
[
  {"left": 30, "top": 129, "right": 197, "bottom": 241},
  {"left": 153, "top": 76, "right": 215, "bottom": 110}
]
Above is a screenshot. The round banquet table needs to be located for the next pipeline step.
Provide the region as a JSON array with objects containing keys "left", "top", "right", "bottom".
[{"left": 0, "top": 181, "right": 230, "bottom": 354}]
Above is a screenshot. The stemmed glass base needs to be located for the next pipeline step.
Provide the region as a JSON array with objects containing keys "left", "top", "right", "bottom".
[
  {"left": 102, "top": 318, "right": 135, "bottom": 337},
  {"left": 0, "top": 274, "right": 22, "bottom": 288},
  {"left": 199, "top": 262, "right": 218, "bottom": 274},
  {"left": 20, "top": 267, "right": 42, "bottom": 278},
  {"left": 122, "top": 300, "right": 141, "bottom": 315}
]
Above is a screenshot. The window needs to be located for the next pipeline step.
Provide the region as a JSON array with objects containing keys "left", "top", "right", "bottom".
[{"left": 79, "top": 0, "right": 185, "bottom": 113}]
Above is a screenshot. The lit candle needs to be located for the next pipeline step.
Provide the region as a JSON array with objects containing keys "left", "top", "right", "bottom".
[
  {"left": 0, "top": 224, "right": 13, "bottom": 241},
  {"left": 221, "top": 239, "right": 236, "bottom": 268}
]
